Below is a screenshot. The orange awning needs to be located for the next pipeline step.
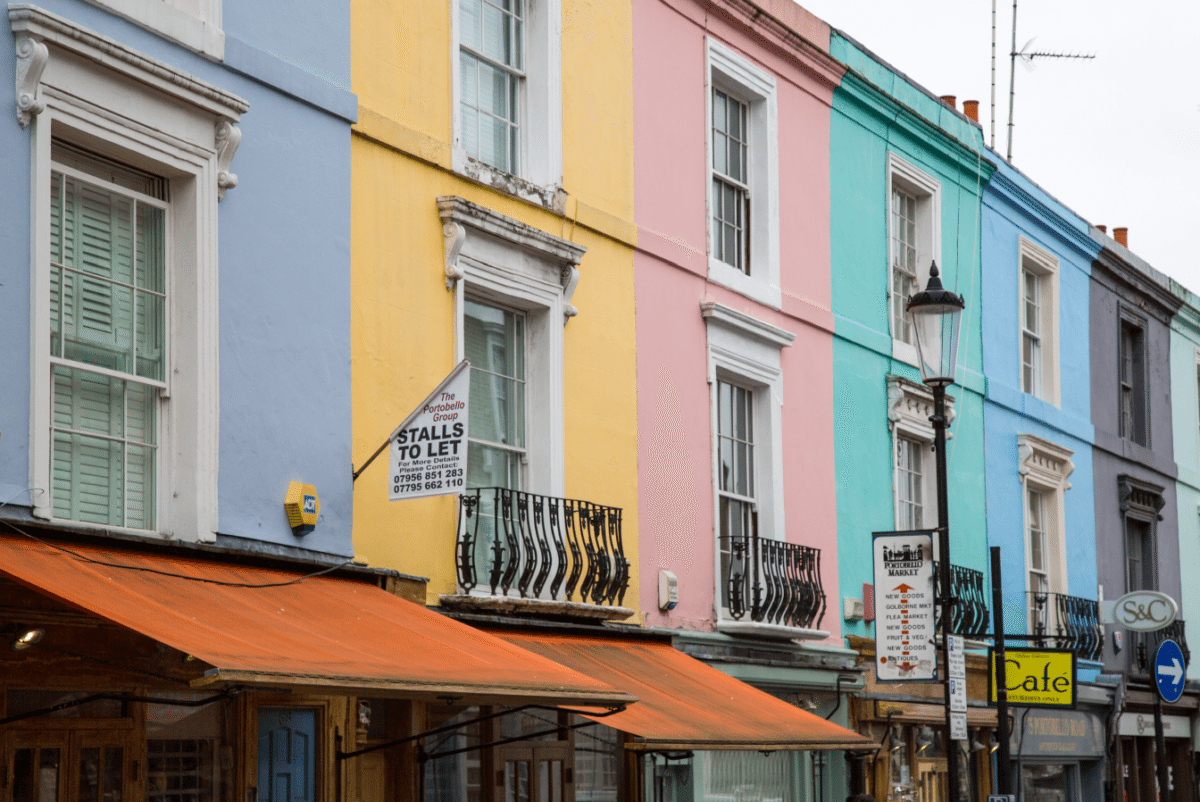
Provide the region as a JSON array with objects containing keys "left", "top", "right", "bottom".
[
  {"left": 500, "top": 631, "right": 875, "bottom": 751},
  {"left": 0, "top": 534, "right": 633, "bottom": 706}
]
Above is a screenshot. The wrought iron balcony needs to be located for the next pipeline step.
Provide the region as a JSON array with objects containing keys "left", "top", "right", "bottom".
[
  {"left": 456, "top": 487, "right": 629, "bottom": 607},
  {"left": 722, "top": 532, "right": 826, "bottom": 630},
  {"left": 1134, "top": 619, "right": 1190, "bottom": 674},
  {"left": 932, "top": 563, "right": 989, "bottom": 638},
  {"left": 1027, "top": 592, "right": 1103, "bottom": 661}
]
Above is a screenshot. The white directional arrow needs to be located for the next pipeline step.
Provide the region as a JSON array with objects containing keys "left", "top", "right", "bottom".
[{"left": 1158, "top": 658, "right": 1184, "bottom": 685}]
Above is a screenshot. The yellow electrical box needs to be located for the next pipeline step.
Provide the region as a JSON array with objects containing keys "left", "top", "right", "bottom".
[{"left": 284, "top": 482, "right": 319, "bottom": 536}]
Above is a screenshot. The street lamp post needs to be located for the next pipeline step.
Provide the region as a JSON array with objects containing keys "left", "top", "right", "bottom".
[{"left": 906, "top": 262, "right": 966, "bottom": 802}]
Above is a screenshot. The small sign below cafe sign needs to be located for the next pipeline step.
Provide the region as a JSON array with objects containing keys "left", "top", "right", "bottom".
[{"left": 989, "top": 648, "right": 1077, "bottom": 708}]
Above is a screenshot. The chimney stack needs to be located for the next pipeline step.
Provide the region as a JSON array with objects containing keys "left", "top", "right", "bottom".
[
  {"left": 962, "top": 100, "right": 979, "bottom": 122},
  {"left": 940, "top": 95, "right": 957, "bottom": 109},
  {"left": 1114, "top": 227, "right": 1128, "bottom": 247},
  {"left": 1097, "top": 225, "right": 1107, "bottom": 234}
]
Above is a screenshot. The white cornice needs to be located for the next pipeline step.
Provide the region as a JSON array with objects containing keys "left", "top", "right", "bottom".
[
  {"left": 1017, "top": 433, "right": 1074, "bottom": 491},
  {"left": 9, "top": 4, "right": 248, "bottom": 122},
  {"left": 700, "top": 302, "right": 795, "bottom": 348}
]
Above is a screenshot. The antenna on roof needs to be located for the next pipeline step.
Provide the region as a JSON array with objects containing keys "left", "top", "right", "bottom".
[{"left": 1005, "top": 0, "right": 1094, "bottom": 160}]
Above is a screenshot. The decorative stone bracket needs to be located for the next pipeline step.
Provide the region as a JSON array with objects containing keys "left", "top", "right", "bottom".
[
  {"left": 14, "top": 33, "right": 48, "bottom": 128},
  {"left": 215, "top": 119, "right": 240, "bottom": 200}
]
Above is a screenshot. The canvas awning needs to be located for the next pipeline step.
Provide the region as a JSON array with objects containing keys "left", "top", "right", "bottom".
[
  {"left": 0, "top": 534, "right": 633, "bottom": 706},
  {"left": 500, "top": 631, "right": 875, "bottom": 751}
]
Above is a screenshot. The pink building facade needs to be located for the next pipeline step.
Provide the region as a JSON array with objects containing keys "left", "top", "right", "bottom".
[{"left": 632, "top": 0, "right": 859, "bottom": 791}]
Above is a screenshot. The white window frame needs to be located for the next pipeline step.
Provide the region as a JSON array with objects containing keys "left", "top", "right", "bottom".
[
  {"left": 1194, "top": 350, "right": 1200, "bottom": 472},
  {"left": 14, "top": 6, "right": 246, "bottom": 541},
  {"left": 1017, "top": 434, "right": 1073, "bottom": 632},
  {"left": 705, "top": 38, "right": 780, "bottom": 309},
  {"left": 440, "top": 196, "right": 584, "bottom": 497},
  {"left": 887, "top": 377, "right": 952, "bottom": 538},
  {"left": 450, "top": 0, "right": 563, "bottom": 209},
  {"left": 1018, "top": 236, "right": 1060, "bottom": 405},
  {"left": 701, "top": 302, "right": 794, "bottom": 625},
  {"left": 75, "top": 0, "right": 224, "bottom": 59},
  {"left": 887, "top": 153, "right": 941, "bottom": 365}
]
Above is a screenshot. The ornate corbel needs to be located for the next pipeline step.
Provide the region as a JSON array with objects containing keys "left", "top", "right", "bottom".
[
  {"left": 14, "top": 34, "right": 49, "bottom": 128},
  {"left": 560, "top": 264, "right": 580, "bottom": 321},
  {"left": 215, "top": 120, "right": 241, "bottom": 200},
  {"left": 443, "top": 221, "right": 467, "bottom": 290}
]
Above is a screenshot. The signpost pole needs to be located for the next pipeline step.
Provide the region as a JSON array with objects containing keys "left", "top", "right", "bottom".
[
  {"left": 1154, "top": 694, "right": 1170, "bottom": 802},
  {"left": 933, "top": 386, "right": 962, "bottom": 802},
  {"left": 990, "top": 546, "right": 1012, "bottom": 796}
]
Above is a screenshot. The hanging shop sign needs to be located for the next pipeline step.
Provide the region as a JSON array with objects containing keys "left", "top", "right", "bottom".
[
  {"left": 873, "top": 531, "right": 937, "bottom": 682},
  {"left": 1010, "top": 710, "right": 1105, "bottom": 758},
  {"left": 388, "top": 360, "right": 470, "bottom": 501},
  {"left": 988, "top": 648, "right": 1076, "bottom": 708},
  {"left": 1118, "top": 712, "right": 1191, "bottom": 738},
  {"left": 1100, "top": 590, "right": 1179, "bottom": 632}
]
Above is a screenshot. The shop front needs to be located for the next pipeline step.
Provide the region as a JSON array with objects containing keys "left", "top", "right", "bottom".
[
  {"left": 1114, "top": 702, "right": 1198, "bottom": 802},
  {"left": 0, "top": 533, "right": 631, "bottom": 802},
  {"left": 1007, "top": 706, "right": 1106, "bottom": 802}
]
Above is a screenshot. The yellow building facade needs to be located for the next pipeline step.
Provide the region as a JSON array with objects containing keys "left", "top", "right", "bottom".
[{"left": 349, "top": 0, "right": 640, "bottom": 616}]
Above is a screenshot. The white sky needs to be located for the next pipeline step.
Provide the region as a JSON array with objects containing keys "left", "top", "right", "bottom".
[{"left": 796, "top": 0, "right": 1200, "bottom": 292}]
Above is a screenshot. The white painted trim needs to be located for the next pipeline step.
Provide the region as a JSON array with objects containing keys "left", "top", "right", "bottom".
[
  {"left": 704, "top": 37, "right": 781, "bottom": 309},
  {"left": 705, "top": 306, "right": 789, "bottom": 623},
  {"left": 700, "top": 301, "right": 796, "bottom": 348},
  {"left": 9, "top": 5, "right": 245, "bottom": 121},
  {"left": 78, "top": 0, "right": 224, "bottom": 60},
  {"left": 1018, "top": 434, "right": 1072, "bottom": 601},
  {"left": 439, "top": 196, "right": 586, "bottom": 498},
  {"left": 16, "top": 10, "right": 239, "bottom": 542},
  {"left": 887, "top": 151, "right": 941, "bottom": 359},
  {"left": 1194, "top": 349, "right": 1200, "bottom": 474},
  {"left": 1018, "top": 235, "right": 1061, "bottom": 407},
  {"left": 449, "top": 0, "right": 563, "bottom": 208},
  {"left": 887, "top": 376, "right": 953, "bottom": 532},
  {"left": 715, "top": 620, "right": 830, "bottom": 641}
]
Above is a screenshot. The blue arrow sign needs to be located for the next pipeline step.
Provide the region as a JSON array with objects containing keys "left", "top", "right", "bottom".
[{"left": 1154, "top": 639, "right": 1186, "bottom": 704}]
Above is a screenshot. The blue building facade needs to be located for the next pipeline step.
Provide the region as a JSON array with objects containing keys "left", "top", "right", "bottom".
[
  {"left": 980, "top": 159, "right": 1102, "bottom": 666},
  {"left": 0, "top": 0, "right": 356, "bottom": 556}
]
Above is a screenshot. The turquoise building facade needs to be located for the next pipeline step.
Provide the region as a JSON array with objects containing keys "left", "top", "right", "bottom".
[{"left": 829, "top": 32, "right": 994, "bottom": 637}]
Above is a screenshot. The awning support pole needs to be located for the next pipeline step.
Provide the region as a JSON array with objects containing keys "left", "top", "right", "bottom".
[
  {"left": 336, "top": 703, "right": 625, "bottom": 762},
  {"left": 0, "top": 687, "right": 242, "bottom": 726}
]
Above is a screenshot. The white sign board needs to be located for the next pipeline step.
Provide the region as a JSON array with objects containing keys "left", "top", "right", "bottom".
[
  {"left": 950, "top": 711, "right": 968, "bottom": 741},
  {"left": 948, "top": 634, "right": 966, "bottom": 679},
  {"left": 1100, "top": 590, "right": 1179, "bottom": 632},
  {"left": 949, "top": 676, "right": 967, "bottom": 712},
  {"left": 873, "top": 532, "right": 937, "bottom": 682},
  {"left": 388, "top": 361, "right": 470, "bottom": 501}
]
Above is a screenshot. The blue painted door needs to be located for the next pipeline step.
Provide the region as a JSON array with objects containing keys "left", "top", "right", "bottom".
[{"left": 258, "top": 708, "right": 317, "bottom": 802}]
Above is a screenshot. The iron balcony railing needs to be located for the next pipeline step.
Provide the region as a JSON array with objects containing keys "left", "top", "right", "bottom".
[
  {"left": 1134, "top": 619, "right": 1190, "bottom": 674},
  {"left": 722, "top": 532, "right": 826, "bottom": 630},
  {"left": 456, "top": 487, "right": 629, "bottom": 607},
  {"left": 1027, "top": 592, "right": 1103, "bottom": 662},
  {"left": 932, "top": 563, "right": 989, "bottom": 638}
]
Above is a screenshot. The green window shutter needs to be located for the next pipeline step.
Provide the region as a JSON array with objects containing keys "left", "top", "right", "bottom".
[{"left": 49, "top": 163, "right": 163, "bottom": 530}]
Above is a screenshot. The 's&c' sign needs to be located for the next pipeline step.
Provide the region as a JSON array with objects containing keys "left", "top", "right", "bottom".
[{"left": 1110, "top": 590, "right": 1178, "bottom": 632}]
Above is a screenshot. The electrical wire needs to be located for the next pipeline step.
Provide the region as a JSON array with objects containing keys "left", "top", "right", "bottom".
[{"left": 0, "top": 515, "right": 354, "bottom": 589}]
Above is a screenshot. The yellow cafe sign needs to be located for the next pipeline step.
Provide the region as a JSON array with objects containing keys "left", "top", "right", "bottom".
[{"left": 988, "top": 648, "right": 1077, "bottom": 708}]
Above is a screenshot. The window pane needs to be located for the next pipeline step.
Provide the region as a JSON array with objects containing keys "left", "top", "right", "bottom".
[{"left": 461, "top": 0, "right": 482, "bottom": 51}]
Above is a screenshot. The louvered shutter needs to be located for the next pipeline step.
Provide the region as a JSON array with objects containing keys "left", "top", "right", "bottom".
[{"left": 49, "top": 167, "right": 162, "bottom": 529}]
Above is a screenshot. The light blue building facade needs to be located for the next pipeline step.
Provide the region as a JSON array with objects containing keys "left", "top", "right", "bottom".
[
  {"left": 980, "top": 158, "right": 1102, "bottom": 672},
  {"left": 0, "top": 0, "right": 356, "bottom": 557}
]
